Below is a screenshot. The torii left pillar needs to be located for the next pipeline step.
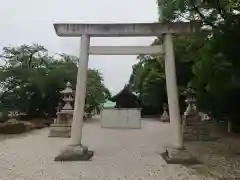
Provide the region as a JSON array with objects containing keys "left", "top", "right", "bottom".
[{"left": 54, "top": 34, "right": 94, "bottom": 161}]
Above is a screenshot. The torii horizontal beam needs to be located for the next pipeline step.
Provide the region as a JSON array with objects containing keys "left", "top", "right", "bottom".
[
  {"left": 54, "top": 21, "right": 201, "bottom": 37},
  {"left": 89, "top": 45, "right": 163, "bottom": 55}
]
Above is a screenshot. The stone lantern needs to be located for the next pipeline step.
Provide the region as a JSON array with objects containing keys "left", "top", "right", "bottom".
[
  {"left": 183, "top": 86, "right": 197, "bottom": 117},
  {"left": 61, "top": 82, "right": 74, "bottom": 111},
  {"left": 160, "top": 103, "right": 170, "bottom": 122},
  {"left": 182, "top": 86, "right": 211, "bottom": 141},
  {"left": 49, "top": 82, "right": 74, "bottom": 138},
  {"left": 7, "top": 111, "right": 19, "bottom": 124}
]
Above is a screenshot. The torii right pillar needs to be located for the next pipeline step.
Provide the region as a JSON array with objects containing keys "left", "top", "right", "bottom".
[{"left": 162, "top": 32, "right": 200, "bottom": 164}]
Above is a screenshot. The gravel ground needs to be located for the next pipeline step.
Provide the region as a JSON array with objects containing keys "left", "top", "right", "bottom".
[
  {"left": 186, "top": 137, "right": 240, "bottom": 179},
  {"left": 0, "top": 118, "right": 218, "bottom": 180}
]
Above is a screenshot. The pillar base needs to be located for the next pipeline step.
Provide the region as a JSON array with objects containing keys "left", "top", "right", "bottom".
[
  {"left": 160, "top": 147, "right": 200, "bottom": 165},
  {"left": 54, "top": 144, "right": 94, "bottom": 161}
]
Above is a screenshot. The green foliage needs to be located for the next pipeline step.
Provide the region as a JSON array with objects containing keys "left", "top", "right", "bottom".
[
  {"left": 191, "top": 13, "right": 240, "bottom": 122},
  {"left": 172, "top": 0, "right": 240, "bottom": 124},
  {"left": 85, "top": 69, "right": 110, "bottom": 114},
  {"left": 0, "top": 44, "right": 110, "bottom": 119},
  {"left": 128, "top": 37, "right": 197, "bottom": 114},
  {"left": 0, "top": 110, "right": 8, "bottom": 123},
  {"left": 129, "top": 0, "right": 240, "bottom": 130},
  {"left": 129, "top": 55, "right": 166, "bottom": 114}
]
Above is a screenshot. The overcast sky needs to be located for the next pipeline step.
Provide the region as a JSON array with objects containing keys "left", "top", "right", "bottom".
[{"left": 0, "top": 0, "right": 158, "bottom": 94}]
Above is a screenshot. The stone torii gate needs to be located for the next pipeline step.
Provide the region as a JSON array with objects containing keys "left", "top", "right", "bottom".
[{"left": 53, "top": 22, "right": 200, "bottom": 162}]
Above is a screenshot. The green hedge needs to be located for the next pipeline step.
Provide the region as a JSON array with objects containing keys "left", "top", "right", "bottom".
[
  {"left": 0, "top": 123, "right": 28, "bottom": 134},
  {"left": 0, "top": 110, "right": 9, "bottom": 123}
]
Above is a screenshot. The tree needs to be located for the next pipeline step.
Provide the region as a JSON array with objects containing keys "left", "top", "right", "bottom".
[
  {"left": 128, "top": 54, "right": 167, "bottom": 114},
  {"left": 128, "top": 36, "right": 199, "bottom": 115},
  {"left": 0, "top": 44, "right": 48, "bottom": 69},
  {"left": 85, "top": 69, "right": 109, "bottom": 114},
  {"left": 158, "top": 0, "right": 240, "bottom": 131},
  {"left": 129, "top": 0, "right": 240, "bottom": 129},
  {"left": 0, "top": 44, "right": 110, "bottom": 120}
]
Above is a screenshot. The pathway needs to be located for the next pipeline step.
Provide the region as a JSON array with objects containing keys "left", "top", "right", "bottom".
[{"left": 0, "top": 117, "right": 217, "bottom": 180}]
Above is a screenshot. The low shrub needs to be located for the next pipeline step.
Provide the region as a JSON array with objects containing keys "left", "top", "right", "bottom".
[
  {"left": 0, "top": 123, "right": 28, "bottom": 134},
  {"left": 0, "top": 110, "right": 9, "bottom": 123}
]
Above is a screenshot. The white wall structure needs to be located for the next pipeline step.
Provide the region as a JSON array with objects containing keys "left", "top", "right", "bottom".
[
  {"left": 53, "top": 21, "right": 200, "bottom": 156},
  {"left": 101, "top": 108, "right": 141, "bottom": 129}
]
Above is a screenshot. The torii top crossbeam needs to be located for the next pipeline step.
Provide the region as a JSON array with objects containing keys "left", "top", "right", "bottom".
[{"left": 54, "top": 21, "right": 201, "bottom": 37}]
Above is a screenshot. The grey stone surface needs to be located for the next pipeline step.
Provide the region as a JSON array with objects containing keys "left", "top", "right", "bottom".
[
  {"left": 48, "top": 82, "right": 74, "bottom": 138},
  {"left": 183, "top": 114, "right": 211, "bottom": 141},
  {"left": 161, "top": 147, "right": 200, "bottom": 165},
  {"left": 48, "top": 124, "right": 71, "bottom": 138},
  {"left": 182, "top": 86, "right": 212, "bottom": 141},
  {"left": 54, "top": 145, "right": 93, "bottom": 161},
  {"left": 0, "top": 117, "right": 218, "bottom": 180},
  {"left": 48, "top": 129, "right": 71, "bottom": 138},
  {"left": 160, "top": 111, "right": 170, "bottom": 122}
]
